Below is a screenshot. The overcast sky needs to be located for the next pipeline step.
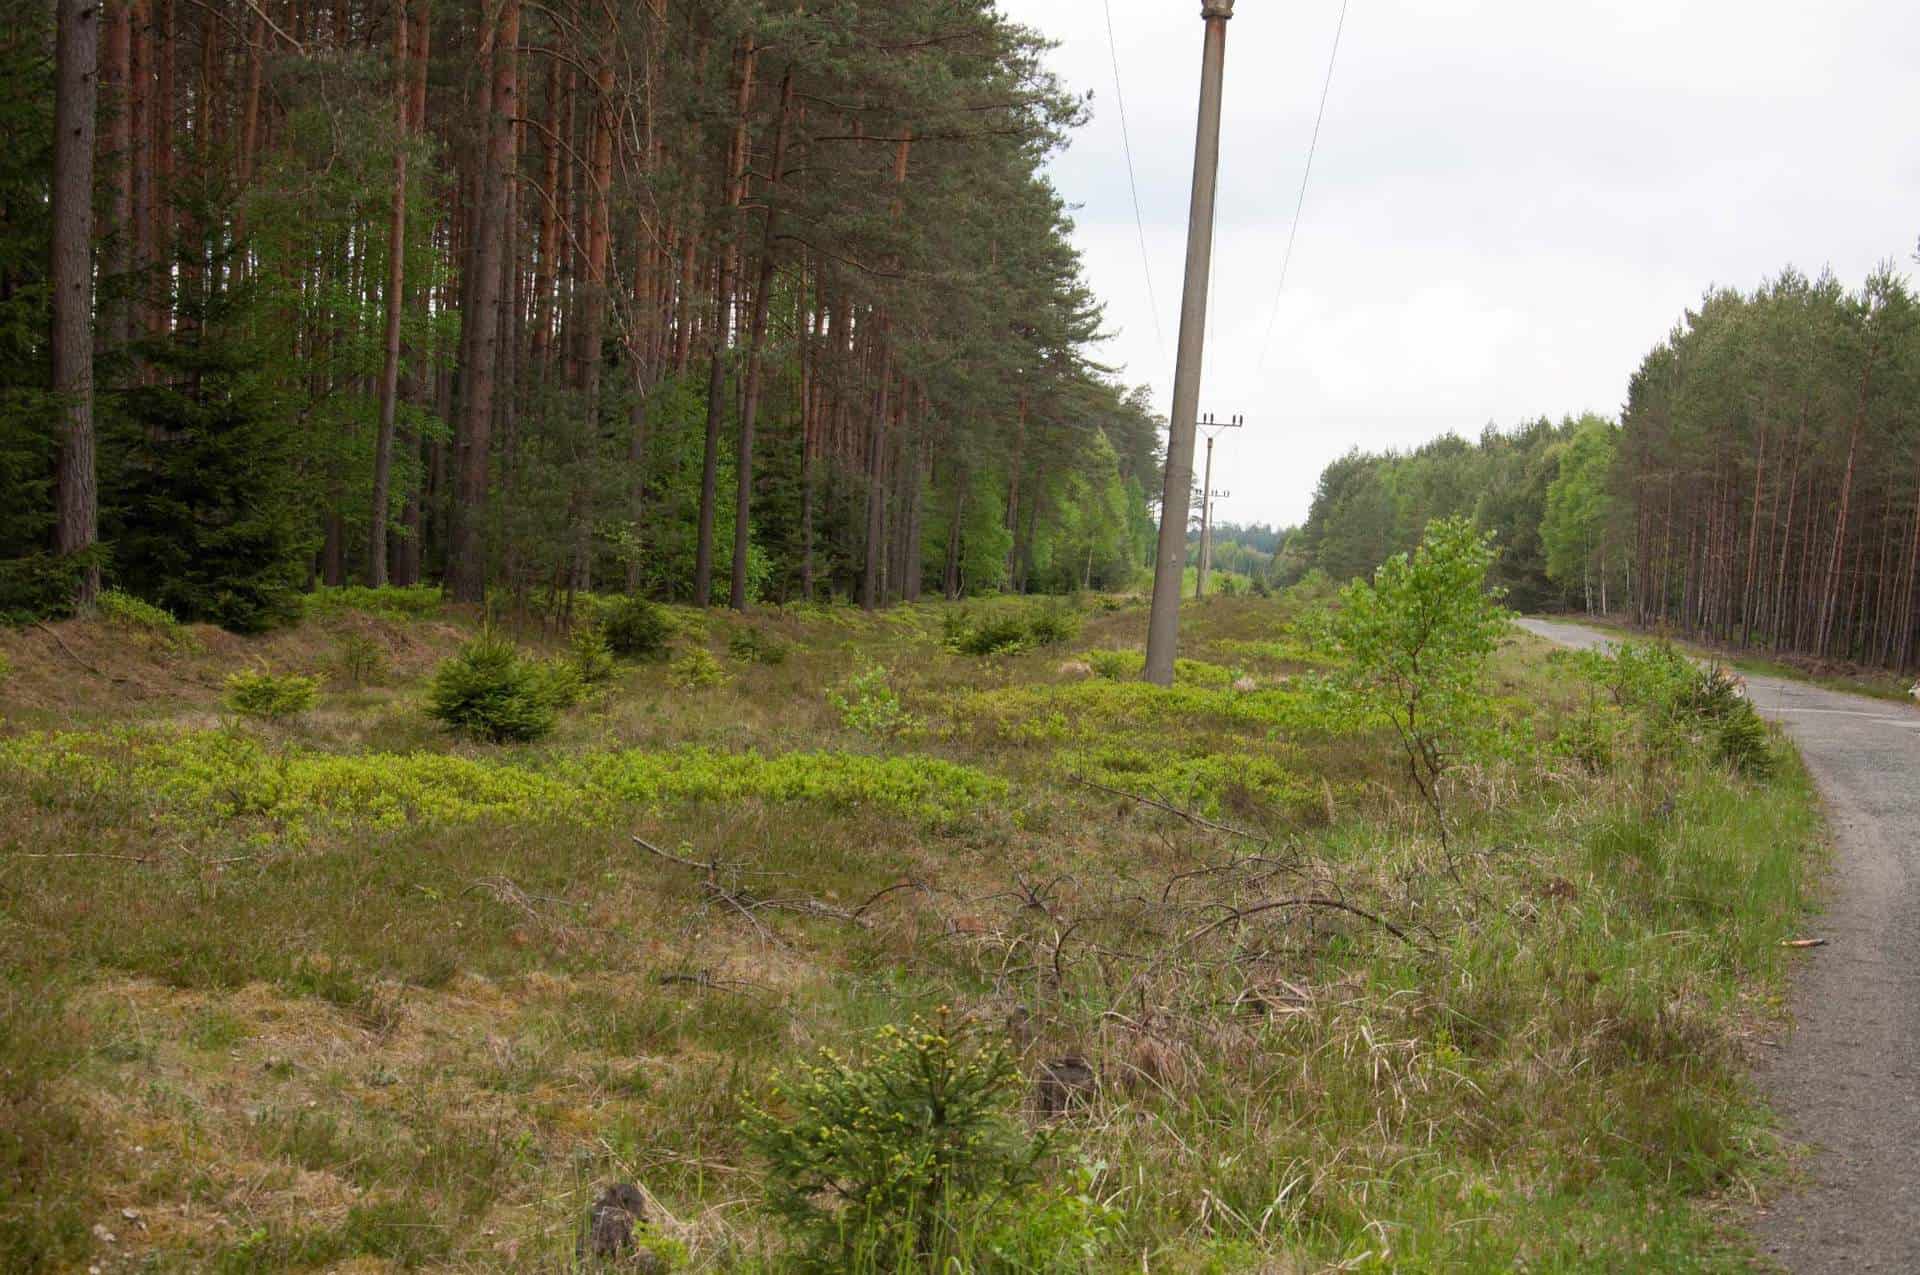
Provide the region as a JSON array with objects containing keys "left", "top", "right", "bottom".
[{"left": 993, "top": 0, "right": 1920, "bottom": 527}]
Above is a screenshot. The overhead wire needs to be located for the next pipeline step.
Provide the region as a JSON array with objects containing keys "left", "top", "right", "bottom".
[
  {"left": 1256, "top": 0, "right": 1353, "bottom": 370},
  {"left": 1101, "top": 0, "right": 1170, "bottom": 385}
]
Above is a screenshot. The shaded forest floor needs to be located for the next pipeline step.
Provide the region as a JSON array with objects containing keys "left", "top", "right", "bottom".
[{"left": 1, "top": 591, "right": 1821, "bottom": 1272}]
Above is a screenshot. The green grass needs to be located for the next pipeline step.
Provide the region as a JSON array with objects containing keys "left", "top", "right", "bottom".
[{"left": 0, "top": 595, "right": 1824, "bottom": 1271}]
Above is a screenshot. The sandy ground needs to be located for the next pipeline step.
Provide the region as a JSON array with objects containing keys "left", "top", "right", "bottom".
[{"left": 1519, "top": 618, "right": 1920, "bottom": 1273}]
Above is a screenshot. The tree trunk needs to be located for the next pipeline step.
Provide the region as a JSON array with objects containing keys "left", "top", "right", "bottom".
[
  {"left": 944, "top": 476, "right": 965, "bottom": 599},
  {"left": 692, "top": 37, "right": 755, "bottom": 607},
  {"left": 446, "top": 0, "right": 520, "bottom": 604},
  {"left": 53, "top": 0, "right": 101, "bottom": 604},
  {"left": 100, "top": 0, "right": 131, "bottom": 350},
  {"left": 368, "top": 0, "right": 415, "bottom": 586},
  {"left": 1816, "top": 349, "right": 1876, "bottom": 657},
  {"left": 530, "top": 62, "right": 562, "bottom": 380},
  {"left": 149, "top": 0, "right": 170, "bottom": 337},
  {"left": 729, "top": 64, "right": 796, "bottom": 610},
  {"left": 859, "top": 355, "right": 889, "bottom": 609}
]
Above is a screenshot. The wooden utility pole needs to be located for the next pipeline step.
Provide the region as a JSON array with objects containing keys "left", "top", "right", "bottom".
[
  {"left": 1144, "top": 0, "right": 1234, "bottom": 684},
  {"left": 52, "top": 0, "right": 102, "bottom": 604},
  {"left": 1194, "top": 413, "right": 1242, "bottom": 598}
]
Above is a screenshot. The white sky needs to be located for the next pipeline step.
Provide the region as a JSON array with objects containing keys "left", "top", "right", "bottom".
[{"left": 994, "top": 0, "right": 1920, "bottom": 527}]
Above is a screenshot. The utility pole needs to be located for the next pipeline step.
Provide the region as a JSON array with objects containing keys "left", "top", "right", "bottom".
[
  {"left": 1144, "top": 0, "right": 1234, "bottom": 686},
  {"left": 1194, "top": 413, "right": 1242, "bottom": 599},
  {"left": 1198, "top": 484, "right": 1231, "bottom": 596}
]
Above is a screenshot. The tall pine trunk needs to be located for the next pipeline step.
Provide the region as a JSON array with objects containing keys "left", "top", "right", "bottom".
[
  {"left": 447, "top": 0, "right": 520, "bottom": 604},
  {"left": 52, "top": 0, "right": 102, "bottom": 604},
  {"left": 693, "top": 37, "right": 755, "bottom": 606},
  {"left": 368, "top": 0, "right": 415, "bottom": 586},
  {"left": 729, "top": 65, "right": 796, "bottom": 610}
]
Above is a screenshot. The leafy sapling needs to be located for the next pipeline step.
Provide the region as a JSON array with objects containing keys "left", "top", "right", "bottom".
[{"left": 1326, "top": 517, "right": 1509, "bottom": 861}]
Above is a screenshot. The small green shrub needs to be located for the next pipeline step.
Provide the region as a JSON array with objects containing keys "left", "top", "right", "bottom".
[
  {"left": 1579, "top": 640, "right": 1694, "bottom": 711},
  {"left": 97, "top": 589, "right": 197, "bottom": 651},
  {"left": 532, "top": 658, "right": 587, "bottom": 709},
  {"left": 981, "top": 1158, "right": 1119, "bottom": 1272},
  {"left": 331, "top": 634, "right": 387, "bottom": 688},
  {"left": 568, "top": 624, "right": 618, "bottom": 685},
  {"left": 1576, "top": 645, "right": 1774, "bottom": 775},
  {"left": 222, "top": 668, "right": 321, "bottom": 721},
  {"left": 1680, "top": 664, "right": 1747, "bottom": 721},
  {"left": 1715, "top": 703, "right": 1773, "bottom": 777},
  {"left": 1024, "top": 604, "right": 1082, "bottom": 647},
  {"left": 634, "top": 1228, "right": 689, "bottom": 1271},
  {"left": 829, "top": 664, "right": 915, "bottom": 737},
  {"left": 1283, "top": 567, "right": 1340, "bottom": 609},
  {"left": 97, "top": 588, "right": 179, "bottom": 631},
  {"left": 1550, "top": 703, "right": 1626, "bottom": 773},
  {"left": 602, "top": 596, "right": 672, "bottom": 660},
  {"left": 1326, "top": 517, "right": 1508, "bottom": 835},
  {"left": 425, "top": 634, "right": 559, "bottom": 742},
  {"left": 952, "top": 612, "right": 1032, "bottom": 656},
  {"left": 1085, "top": 649, "right": 1141, "bottom": 680},
  {"left": 669, "top": 646, "right": 729, "bottom": 690},
  {"left": 0, "top": 650, "right": 11, "bottom": 687},
  {"left": 948, "top": 605, "right": 1082, "bottom": 657},
  {"left": 744, "top": 1012, "right": 1050, "bottom": 1270},
  {"left": 727, "top": 626, "right": 789, "bottom": 665},
  {"left": 940, "top": 607, "right": 974, "bottom": 649}
]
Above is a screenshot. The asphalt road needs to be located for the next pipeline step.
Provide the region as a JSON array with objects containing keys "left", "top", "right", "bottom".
[{"left": 1518, "top": 618, "right": 1920, "bottom": 1273}]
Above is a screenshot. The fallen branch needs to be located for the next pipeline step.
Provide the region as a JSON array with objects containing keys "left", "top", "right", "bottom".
[
  {"left": 629, "top": 832, "right": 872, "bottom": 942},
  {"left": 630, "top": 834, "right": 717, "bottom": 873},
  {"left": 656, "top": 970, "right": 769, "bottom": 994},
  {"left": 850, "top": 878, "right": 934, "bottom": 918},
  {"left": 1183, "top": 896, "right": 1418, "bottom": 948},
  {"left": 34, "top": 621, "right": 128, "bottom": 684},
  {"left": 1069, "top": 776, "right": 1265, "bottom": 842}
]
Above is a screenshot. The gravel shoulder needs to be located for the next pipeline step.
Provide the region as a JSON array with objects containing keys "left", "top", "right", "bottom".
[{"left": 1519, "top": 618, "right": 1920, "bottom": 1273}]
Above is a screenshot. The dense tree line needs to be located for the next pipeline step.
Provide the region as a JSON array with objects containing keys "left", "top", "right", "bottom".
[
  {"left": 1295, "top": 417, "right": 1583, "bottom": 612},
  {"left": 1610, "top": 262, "right": 1920, "bottom": 668},
  {"left": 1288, "top": 252, "right": 1920, "bottom": 672},
  {"left": 3, "top": 0, "right": 1162, "bottom": 628}
]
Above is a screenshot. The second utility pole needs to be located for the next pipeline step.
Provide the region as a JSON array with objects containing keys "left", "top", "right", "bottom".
[
  {"left": 1144, "top": 0, "right": 1234, "bottom": 686},
  {"left": 1195, "top": 412, "right": 1242, "bottom": 599}
]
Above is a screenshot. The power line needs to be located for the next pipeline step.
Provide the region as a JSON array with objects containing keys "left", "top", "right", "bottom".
[
  {"left": 1102, "top": 0, "right": 1168, "bottom": 379},
  {"left": 1256, "top": 0, "right": 1352, "bottom": 370}
]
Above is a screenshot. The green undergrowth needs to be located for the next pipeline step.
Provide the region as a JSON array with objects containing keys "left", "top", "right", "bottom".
[
  {"left": 0, "top": 587, "right": 1826, "bottom": 1273},
  {"left": 300, "top": 585, "right": 446, "bottom": 622},
  {"left": 1080, "top": 649, "right": 1241, "bottom": 686},
  {"left": 1059, "top": 742, "right": 1323, "bottom": 820},
  {"left": 950, "top": 675, "right": 1352, "bottom": 744},
  {"left": 0, "top": 728, "right": 1007, "bottom": 839}
]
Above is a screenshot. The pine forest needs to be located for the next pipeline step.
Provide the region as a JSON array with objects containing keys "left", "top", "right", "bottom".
[{"left": 5, "top": 0, "right": 1161, "bottom": 628}]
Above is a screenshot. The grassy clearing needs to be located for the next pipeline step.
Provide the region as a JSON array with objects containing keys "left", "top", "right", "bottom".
[{"left": 0, "top": 591, "right": 1819, "bottom": 1271}]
